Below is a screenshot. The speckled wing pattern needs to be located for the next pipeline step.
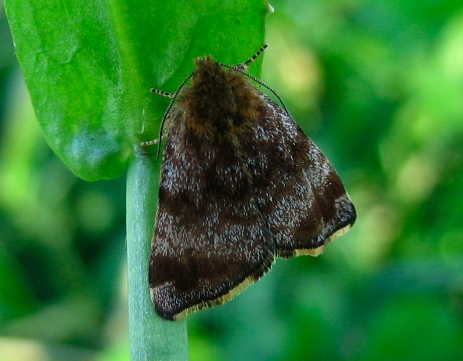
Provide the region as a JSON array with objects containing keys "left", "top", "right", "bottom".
[
  {"left": 149, "top": 91, "right": 356, "bottom": 320},
  {"left": 246, "top": 94, "right": 356, "bottom": 258}
]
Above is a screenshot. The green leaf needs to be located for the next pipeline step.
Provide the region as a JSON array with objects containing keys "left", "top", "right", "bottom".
[
  {"left": 5, "top": 1, "right": 268, "bottom": 359},
  {"left": 4, "top": 0, "right": 269, "bottom": 181}
]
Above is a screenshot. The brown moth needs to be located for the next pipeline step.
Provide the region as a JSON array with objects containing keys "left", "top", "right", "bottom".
[{"left": 142, "top": 44, "right": 356, "bottom": 320}]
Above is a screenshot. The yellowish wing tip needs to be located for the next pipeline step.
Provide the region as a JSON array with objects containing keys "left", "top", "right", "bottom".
[
  {"left": 163, "top": 259, "right": 276, "bottom": 320},
  {"left": 293, "top": 223, "right": 352, "bottom": 257},
  {"left": 295, "top": 245, "right": 326, "bottom": 257},
  {"left": 155, "top": 224, "right": 354, "bottom": 320},
  {"left": 172, "top": 275, "right": 263, "bottom": 320}
]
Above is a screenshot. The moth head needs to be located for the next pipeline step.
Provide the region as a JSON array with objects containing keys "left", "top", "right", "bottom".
[{"left": 178, "top": 56, "right": 259, "bottom": 139}]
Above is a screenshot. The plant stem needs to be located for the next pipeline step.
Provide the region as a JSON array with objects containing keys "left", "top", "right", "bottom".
[{"left": 126, "top": 156, "right": 188, "bottom": 360}]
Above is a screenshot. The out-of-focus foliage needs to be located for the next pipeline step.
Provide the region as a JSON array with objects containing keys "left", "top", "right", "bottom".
[{"left": 1, "top": 1, "right": 463, "bottom": 361}]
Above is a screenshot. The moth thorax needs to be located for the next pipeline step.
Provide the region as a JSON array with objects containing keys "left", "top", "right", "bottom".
[{"left": 184, "top": 58, "right": 260, "bottom": 137}]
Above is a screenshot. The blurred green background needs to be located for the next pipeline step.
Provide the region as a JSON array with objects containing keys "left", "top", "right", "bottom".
[{"left": 1, "top": 0, "right": 463, "bottom": 360}]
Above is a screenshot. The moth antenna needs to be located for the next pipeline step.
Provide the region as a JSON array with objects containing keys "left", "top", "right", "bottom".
[
  {"left": 220, "top": 44, "right": 291, "bottom": 116},
  {"left": 236, "top": 68, "right": 291, "bottom": 117},
  {"left": 221, "top": 63, "right": 292, "bottom": 118},
  {"left": 231, "top": 43, "right": 269, "bottom": 70},
  {"left": 143, "top": 71, "right": 195, "bottom": 158}
]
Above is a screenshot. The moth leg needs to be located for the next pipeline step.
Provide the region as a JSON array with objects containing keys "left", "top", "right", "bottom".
[
  {"left": 150, "top": 88, "right": 176, "bottom": 98},
  {"left": 140, "top": 134, "right": 167, "bottom": 147}
]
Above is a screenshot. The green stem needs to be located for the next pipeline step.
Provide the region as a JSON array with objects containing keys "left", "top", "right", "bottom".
[{"left": 126, "top": 156, "right": 188, "bottom": 360}]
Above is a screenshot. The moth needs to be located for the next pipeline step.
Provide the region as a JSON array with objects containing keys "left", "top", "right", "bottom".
[{"left": 142, "top": 44, "right": 356, "bottom": 320}]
